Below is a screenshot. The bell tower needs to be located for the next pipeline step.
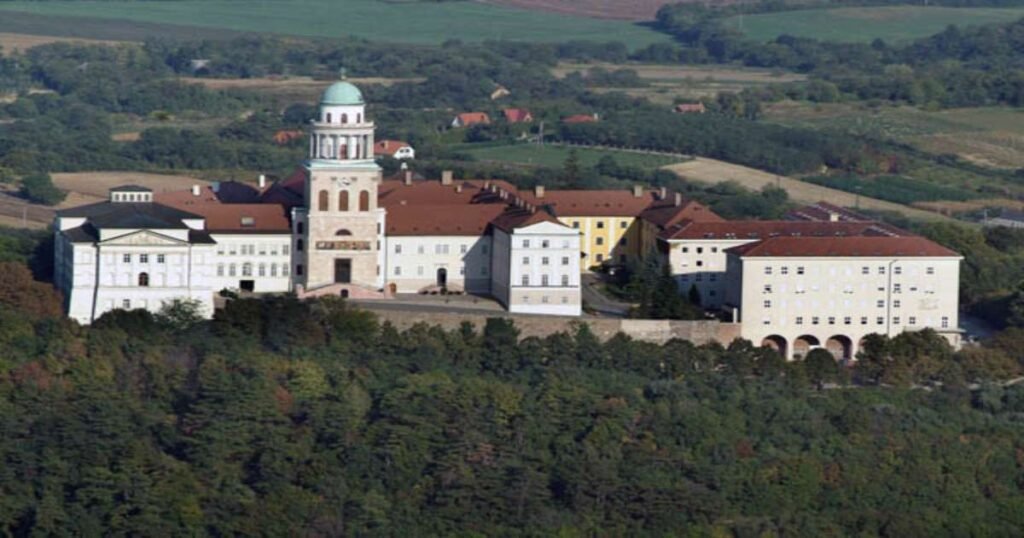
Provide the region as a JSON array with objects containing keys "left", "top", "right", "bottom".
[{"left": 297, "top": 74, "right": 384, "bottom": 292}]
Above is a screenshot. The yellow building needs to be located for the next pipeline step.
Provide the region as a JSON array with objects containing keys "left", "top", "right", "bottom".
[{"left": 522, "top": 186, "right": 722, "bottom": 270}]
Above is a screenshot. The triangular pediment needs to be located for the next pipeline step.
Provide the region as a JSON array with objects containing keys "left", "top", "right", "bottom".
[
  {"left": 514, "top": 221, "right": 573, "bottom": 235},
  {"left": 101, "top": 229, "right": 189, "bottom": 246}
]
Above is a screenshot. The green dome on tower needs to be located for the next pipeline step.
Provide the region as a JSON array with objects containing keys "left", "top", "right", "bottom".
[{"left": 320, "top": 81, "right": 364, "bottom": 106}]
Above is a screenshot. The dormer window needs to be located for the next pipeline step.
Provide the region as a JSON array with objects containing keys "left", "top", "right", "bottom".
[
  {"left": 110, "top": 185, "right": 153, "bottom": 203},
  {"left": 240, "top": 217, "right": 255, "bottom": 228}
]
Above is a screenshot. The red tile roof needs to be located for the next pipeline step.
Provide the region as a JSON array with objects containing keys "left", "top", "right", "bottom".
[
  {"left": 386, "top": 204, "right": 507, "bottom": 236},
  {"left": 454, "top": 112, "right": 491, "bottom": 126},
  {"left": 379, "top": 179, "right": 518, "bottom": 207},
  {"left": 272, "top": 129, "right": 305, "bottom": 145},
  {"left": 155, "top": 192, "right": 291, "bottom": 233},
  {"left": 374, "top": 139, "right": 411, "bottom": 157},
  {"left": 520, "top": 189, "right": 658, "bottom": 217},
  {"left": 642, "top": 199, "right": 723, "bottom": 230},
  {"left": 503, "top": 108, "right": 533, "bottom": 123},
  {"left": 490, "top": 207, "right": 564, "bottom": 233},
  {"left": 728, "top": 236, "right": 959, "bottom": 258},
  {"left": 661, "top": 220, "right": 903, "bottom": 241}
]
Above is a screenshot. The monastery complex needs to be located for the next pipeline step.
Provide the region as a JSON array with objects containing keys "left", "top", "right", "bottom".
[{"left": 54, "top": 81, "right": 963, "bottom": 359}]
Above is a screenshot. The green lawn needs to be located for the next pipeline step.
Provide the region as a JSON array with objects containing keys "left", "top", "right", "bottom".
[
  {"left": 724, "top": 6, "right": 1024, "bottom": 43},
  {"left": 0, "top": 0, "right": 668, "bottom": 48},
  {"left": 461, "top": 143, "right": 685, "bottom": 170}
]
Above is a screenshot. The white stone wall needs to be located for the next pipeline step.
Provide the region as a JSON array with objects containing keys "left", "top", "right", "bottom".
[
  {"left": 383, "top": 235, "right": 492, "bottom": 294},
  {"left": 210, "top": 234, "right": 293, "bottom": 293},
  {"left": 730, "top": 254, "right": 962, "bottom": 359}
]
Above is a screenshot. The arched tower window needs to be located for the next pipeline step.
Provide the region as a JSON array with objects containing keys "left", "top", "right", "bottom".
[
  {"left": 138, "top": 272, "right": 149, "bottom": 287},
  {"left": 296, "top": 239, "right": 304, "bottom": 252},
  {"left": 341, "top": 113, "right": 348, "bottom": 124},
  {"left": 338, "top": 190, "right": 349, "bottom": 211},
  {"left": 318, "top": 190, "right": 329, "bottom": 211},
  {"left": 357, "top": 113, "right": 362, "bottom": 123},
  {"left": 359, "top": 190, "right": 370, "bottom": 211},
  {"left": 326, "top": 113, "right": 332, "bottom": 123},
  {"left": 297, "top": 222, "right": 304, "bottom": 234}
]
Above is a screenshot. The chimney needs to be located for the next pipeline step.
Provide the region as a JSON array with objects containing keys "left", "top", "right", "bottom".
[
  {"left": 191, "top": 184, "right": 201, "bottom": 196},
  {"left": 403, "top": 170, "right": 413, "bottom": 185},
  {"left": 829, "top": 212, "right": 840, "bottom": 222},
  {"left": 258, "top": 174, "right": 266, "bottom": 189},
  {"left": 632, "top": 185, "right": 643, "bottom": 198},
  {"left": 441, "top": 170, "right": 453, "bottom": 185},
  {"left": 658, "top": 186, "right": 667, "bottom": 200},
  {"left": 674, "top": 192, "right": 683, "bottom": 207},
  {"left": 534, "top": 185, "right": 545, "bottom": 198},
  {"left": 456, "top": 184, "right": 463, "bottom": 193}
]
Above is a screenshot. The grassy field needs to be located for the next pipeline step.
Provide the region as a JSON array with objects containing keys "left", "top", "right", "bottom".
[
  {"left": 553, "top": 62, "right": 806, "bottom": 104},
  {"left": 764, "top": 101, "right": 1024, "bottom": 170},
  {"left": 462, "top": 143, "right": 686, "bottom": 169},
  {"left": 724, "top": 6, "right": 1024, "bottom": 43},
  {"left": 0, "top": 0, "right": 669, "bottom": 48},
  {"left": 0, "top": 32, "right": 128, "bottom": 54}
]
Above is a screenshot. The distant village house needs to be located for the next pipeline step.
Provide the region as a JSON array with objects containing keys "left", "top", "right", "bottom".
[
  {"left": 503, "top": 108, "right": 533, "bottom": 124},
  {"left": 451, "top": 112, "right": 491, "bottom": 128},
  {"left": 562, "top": 113, "right": 599, "bottom": 124},
  {"left": 374, "top": 139, "right": 415, "bottom": 160},
  {"left": 673, "top": 102, "right": 706, "bottom": 114}
]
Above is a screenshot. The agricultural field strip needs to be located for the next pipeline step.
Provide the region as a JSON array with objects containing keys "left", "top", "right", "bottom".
[
  {"left": 723, "top": 6, "right": 1024, "bottom": 43},
  {"left": 0, "top": 0, "right": 668, "bottom": 48}
]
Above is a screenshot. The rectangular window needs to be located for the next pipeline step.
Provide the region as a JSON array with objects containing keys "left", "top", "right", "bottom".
[
  {"left": 522, "top": 257, "right": 530, "bottom": 265},
  {"left": 596, "top": 237, "right": 604, "bottom": 246},
  {"left": 695, "top": 274, "right": 703, "bottom": 282},
  {"left": 926, "top": 267, "right": 935, "bottom": 275},
  {"left": 217, "top": 264, "right": 224, "bottom": 277},
  {"left": 877, "top": 317, "right": 884, "bottom": 325},
  {"left": 521, "top": 275, "right": 529, "bottom": 286},
  {"left": 844, "top": 316, "right": 851, "bottom": 325},
  {"left": 157, "top": 254, "right": 165, "bottom": 264},
  {"left": 711, "top": 247, "right": 718, "bottom": 253},
  {"left": 941, "top": 316, "right": 949, "bottom": 328},
  {"left": 395, "top": 244, "right": 402, "bottom": 254},
  {"left": 909, "top": 316, "right": 917, "bottom": 325},
  {"left": 394, "top": 266, "right": 401, "bottom": 276},
  {"left": 709, "top": 274, "right": 717, "bottom": 282},
  {"left": 523, "top": 240, "right": 530, "bottom": 248},
  {"left": 229, "top": 264, "right": 236, "bottom": 277},
  {"left": 894, "top": 300, "right": 901, "bottom": 308},
  {"left": 763, "top": 284, "right": 772, "bottom": 293},
  {"left": 620, "top": 221, "right": 627, "bottom": 229},
  {"left": 561, "top": 257, "right": 569, "bottom": 265},
  {"left": 561, "top": 275, "right": 569, "bottom": 286},
  {"left": 796, "top": 316, "right": 803, "bottom": 325},
  {"left": 542, "top": 275, "right": 549, "bottom": 287},
  {"left": 596, "top": 254, "right": 604, "bottom": 262},
  {"left": 541, "top": 240, "right": 549, "bottom": 248},
  {"left": 123, "top": 254, "right": 131, "bottom": 263},
  {"left": 140, "top": 254, "right": 148, "bottom": 264},
  {"left": 258, "top": 264, "right": 266, "bottom": 277},
  {"left": 862, "top": 266, "right": 869, "bottom": 274},
  {"left": 893, "top": 317, "right": 901, "bottom": 325},
  {"left": 572, "top": 221, "right": 580, "bottom": 229},
  {"left": 797, "top": 266, "right": 805, "bottom": 275},
  {"left": 697, "top": 247, "right": 704, "bottom": 254},
  {"left": 878, "top": 266, "right": 885, "bottom": 275},
  {"left": 763, "top": 300, "right": 771, "bottom": 308},
  {"left": 812, "top": 316, "right": 820, "bottom": 325},
  {"left": 597, "top": 222, "right": 605, "bottom": 229},
  {"left": 764, "top": 266, "right": 772, "bottom": 275},
  {"left": 259, "top": 245, "right": 266, "bottom": 255},
  {"left": 861, "top": 317, "right": 868, "bottom": 325},
  {"left": 282, "top": 245, "right": 290, "bottom": 255},
  {"left": 894, "top": 284, "right": 902, "bottom": 294},
  {"left": 460, "top": 244, "right": 468, "bottom": 254},
  {"left": 542, "top": 257, "right": 549, "bottom": 266},
  {"left": 460, "top": 267, "right": 465, "bottom": 276},
  {"left": 682, "top": 247, "right": 689, "bottom": 253},
  {"left": 894, "top": 266, "right": 902, "bottom": 275},
  {"left": 877, "top": 300, "right": 884, "bottom": 308},
  {"left": 271, "top": 264, "right": 277, "bottom": 277},
  {"left": 294, "top": 264, "right": 302, "bottom": 276},
  {"left": 418, "top": 245, "right": 425, "bottom": 254},
  {"left": 122, "top": 299, "right": 131, "bottom": 310},
  {"left": 781, "top": 266, "right": 788, "bottom": 275},
  {"left": 542, "top": 296, "right": 549, "bottom": 304},
  {"left": 417, "top": 266, "right": 424, "bottom": 276},
  {"left": 482, "top": 245, "right": 489, "bottom": 255}
]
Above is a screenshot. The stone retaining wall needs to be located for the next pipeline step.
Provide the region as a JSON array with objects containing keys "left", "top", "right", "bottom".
[{"left": 368, "top": 308, "right": 741, "bottom": 345}]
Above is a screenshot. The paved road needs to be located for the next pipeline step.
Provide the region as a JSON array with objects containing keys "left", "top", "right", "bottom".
[{"left": 580, "top": 274, "right": 631, "bottom": 317}]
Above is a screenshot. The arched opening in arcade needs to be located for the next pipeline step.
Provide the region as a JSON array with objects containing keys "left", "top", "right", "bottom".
[
  {"left": 760, "top": 335, "right": 787, "bottom": 359},
  {"left": 826, "top": 335, "right": 854, "bottom": 361},
  {"left": 792, "top": 335, "right": 821, "bottom": 360}
]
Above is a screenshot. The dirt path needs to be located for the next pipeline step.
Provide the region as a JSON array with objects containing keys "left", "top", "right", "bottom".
[{"left": 663, "top": 157, "right": 953, "bottom": 222}]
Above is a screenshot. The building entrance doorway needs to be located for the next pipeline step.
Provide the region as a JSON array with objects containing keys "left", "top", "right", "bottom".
[
  {"left": 334, "top": 259, "right": 352, "bottom": 283},
  {"left": 239, "top": 280, "right": 255, "bottom": 292},
  {"left": 436, "top": 267, "right": 447, "bottom": 287}
]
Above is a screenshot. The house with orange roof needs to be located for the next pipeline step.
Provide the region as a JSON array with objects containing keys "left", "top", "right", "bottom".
[
  {"left": 272, "top": 129, "right": 305, "bottom": 145},
  {"left": 451, "top": 112, "right": 491, "bottom": 128},
  {"left": 503, "top": 108, "right": 533, "bottom": 124},
  {"left": 373, "top": 139, "right": 415, "bottom": 160}
]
